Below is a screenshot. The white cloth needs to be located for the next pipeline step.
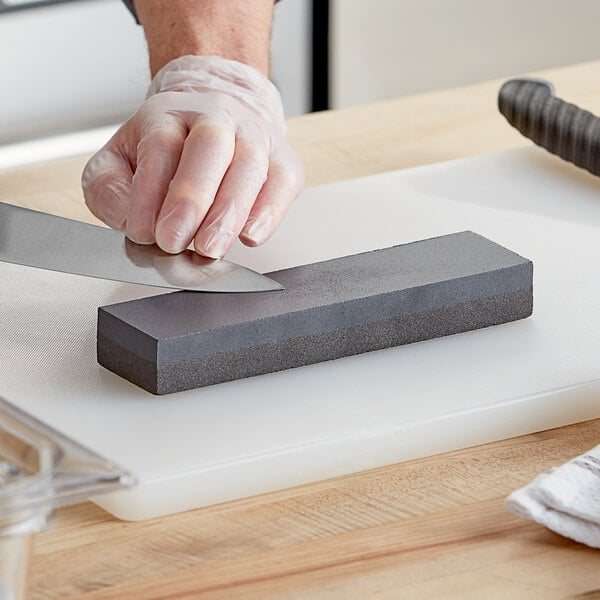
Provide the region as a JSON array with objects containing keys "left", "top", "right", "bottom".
[{"left": 505, "top": 445, "right": 600, "bottom": 548}]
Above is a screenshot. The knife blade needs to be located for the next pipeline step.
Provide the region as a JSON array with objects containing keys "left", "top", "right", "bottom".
[{"left": 0, "top": 202, "right": 284, "bottom": 292}]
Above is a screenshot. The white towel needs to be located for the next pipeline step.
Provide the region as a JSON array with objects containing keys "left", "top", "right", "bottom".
[{"left": 505, "top": 445, "right": 600, "bottom": 548}]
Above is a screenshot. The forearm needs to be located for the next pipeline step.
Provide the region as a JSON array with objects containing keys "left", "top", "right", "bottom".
[{"left": 132, "top": 0, "right": 274, "bottom": 76}]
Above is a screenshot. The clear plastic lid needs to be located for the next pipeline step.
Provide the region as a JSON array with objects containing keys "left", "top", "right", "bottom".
[{"left": 0, "top": 396, "right": 135, "bottom": 535}]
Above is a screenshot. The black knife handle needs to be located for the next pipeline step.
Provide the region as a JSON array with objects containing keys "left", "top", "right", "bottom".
[{"left": 498, "top": 78, "right": 600, "bottom": 176}]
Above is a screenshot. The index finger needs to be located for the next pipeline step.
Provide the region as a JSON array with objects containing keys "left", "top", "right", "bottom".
[{"left": 155, "top": 116, "right": 236, "bottom": 254}]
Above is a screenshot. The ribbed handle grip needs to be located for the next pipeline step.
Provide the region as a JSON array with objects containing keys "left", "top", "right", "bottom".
[{"left": 498, "top": 78, "right": 600, "bottom": 176}]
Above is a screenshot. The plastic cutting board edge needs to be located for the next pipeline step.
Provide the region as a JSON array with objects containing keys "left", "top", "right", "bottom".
[{"left": 2, "top": 146, "right": 600, "bottom": 520}]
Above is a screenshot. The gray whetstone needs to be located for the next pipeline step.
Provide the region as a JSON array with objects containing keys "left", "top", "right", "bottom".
[{"left": 97, "top": 231, "right": 533, "bottom": 395}]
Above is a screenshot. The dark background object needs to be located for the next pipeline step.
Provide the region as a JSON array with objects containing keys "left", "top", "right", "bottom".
[
  {"left": 311, "top": 0, "right": 330, "bottom": 111},
  {"left": 498, "top": 78, "right": 600, "bottom": 177},
  {"left": 97, "top": 231, "right": 533, "bottom": 395}
]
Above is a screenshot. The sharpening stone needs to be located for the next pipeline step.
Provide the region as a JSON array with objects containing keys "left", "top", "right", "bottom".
[{"left": 97, "top": 231, "right": 533, "bottom": 395}]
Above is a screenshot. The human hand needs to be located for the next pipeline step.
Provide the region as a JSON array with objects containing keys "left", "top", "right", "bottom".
[{"left": 82, "top": 55, "right": 304, "bottom": 258}]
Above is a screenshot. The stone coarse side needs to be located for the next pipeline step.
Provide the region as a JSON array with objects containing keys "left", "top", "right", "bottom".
[{"left": 97, "top": 231, "right": 534, "bottom": 395}]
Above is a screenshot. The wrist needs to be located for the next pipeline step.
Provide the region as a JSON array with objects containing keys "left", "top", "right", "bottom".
[
  {"left": 133, "top": 0, "right": 274, "bottom": 77},
  {"left": 147, "top": 55, "right": 286, "bottom": 131}
]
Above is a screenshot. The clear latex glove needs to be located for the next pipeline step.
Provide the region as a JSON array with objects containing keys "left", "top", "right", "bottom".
[{"left": 82, "top": 55, "right": 304, "bottom": 258}]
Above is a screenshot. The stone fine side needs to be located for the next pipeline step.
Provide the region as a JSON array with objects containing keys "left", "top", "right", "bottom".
[{"left": 97, "top": 231, "right": 534, "bottom": 395}]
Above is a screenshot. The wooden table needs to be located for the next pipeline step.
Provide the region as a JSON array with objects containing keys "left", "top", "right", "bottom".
[{"left": 2, "top": 61, "right": 600, "bottom": 599}]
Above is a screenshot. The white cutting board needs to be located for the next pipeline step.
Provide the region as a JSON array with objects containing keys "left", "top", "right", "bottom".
[{"left": 2, "top": 147, "right": 600, "bottom": 521}]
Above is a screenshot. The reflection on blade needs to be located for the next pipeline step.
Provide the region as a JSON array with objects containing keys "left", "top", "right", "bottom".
[
  {"left": 123, "top": 239, "right": 284, "bottom": 292},
  {"left": 0, "top": 202, "right": 283, "bottom": 293}
]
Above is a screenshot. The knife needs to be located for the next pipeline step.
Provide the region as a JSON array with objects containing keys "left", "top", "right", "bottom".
[{"left": 0, "top": 202, "right": 283, "bottom": 293}]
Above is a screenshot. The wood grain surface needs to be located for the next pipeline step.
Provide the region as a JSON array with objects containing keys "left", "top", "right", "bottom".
[{"left": 1, "top": 60, "right": 599, "bottom": 599}]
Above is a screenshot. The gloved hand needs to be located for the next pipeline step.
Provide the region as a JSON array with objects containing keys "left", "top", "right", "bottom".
[{"left": 82, "top": 55, "right": 304, "bottom": 258}]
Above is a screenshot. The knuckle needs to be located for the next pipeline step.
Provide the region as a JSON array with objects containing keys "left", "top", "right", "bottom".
[
  {"left": 138, "top": 93, "right": 173, "bottom": 117},
  {"left": 139, "top": 117, "right": 186, "bottom": 142},
  {"left": 150, "top": 128, "right": 185, "bottom": 149},
  {"left": 166, "top": 184, "right": 212, "bottom": 212},
  {"left": 190, "top": 117, "right": 235, "bottom": 147},
  {"left": 236, "top": 138, "right": 269, "bottom": 165}
]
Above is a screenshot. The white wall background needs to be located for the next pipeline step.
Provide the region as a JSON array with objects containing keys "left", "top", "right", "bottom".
[
  {"left": 0, "top": 0, "right": 311, "bottom": 145},
  {"left": 7, "top": 1, "right": 598, "bottom": 146},
  {"left": 0, "top": 1, "right": 148, "bottom": 143},
  {"left": 332, "top": 0, "right": 600, "bottom": 109},
  {"left": 272, "top": 0, "right": 312, "bottom": 118}
]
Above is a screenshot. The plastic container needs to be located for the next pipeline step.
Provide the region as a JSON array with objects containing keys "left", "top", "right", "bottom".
[{"left": 0, "top": 396, "right": 135, "bottom": 599}]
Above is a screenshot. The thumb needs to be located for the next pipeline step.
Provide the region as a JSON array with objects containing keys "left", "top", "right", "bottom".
[{"left": 82, "top": 132, "right": 133, "bottom": 231}]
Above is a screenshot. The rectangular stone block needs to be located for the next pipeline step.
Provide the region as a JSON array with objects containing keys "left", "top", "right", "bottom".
[{"left": 97, "top": 231, "right": 533, "bottom": 395}]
